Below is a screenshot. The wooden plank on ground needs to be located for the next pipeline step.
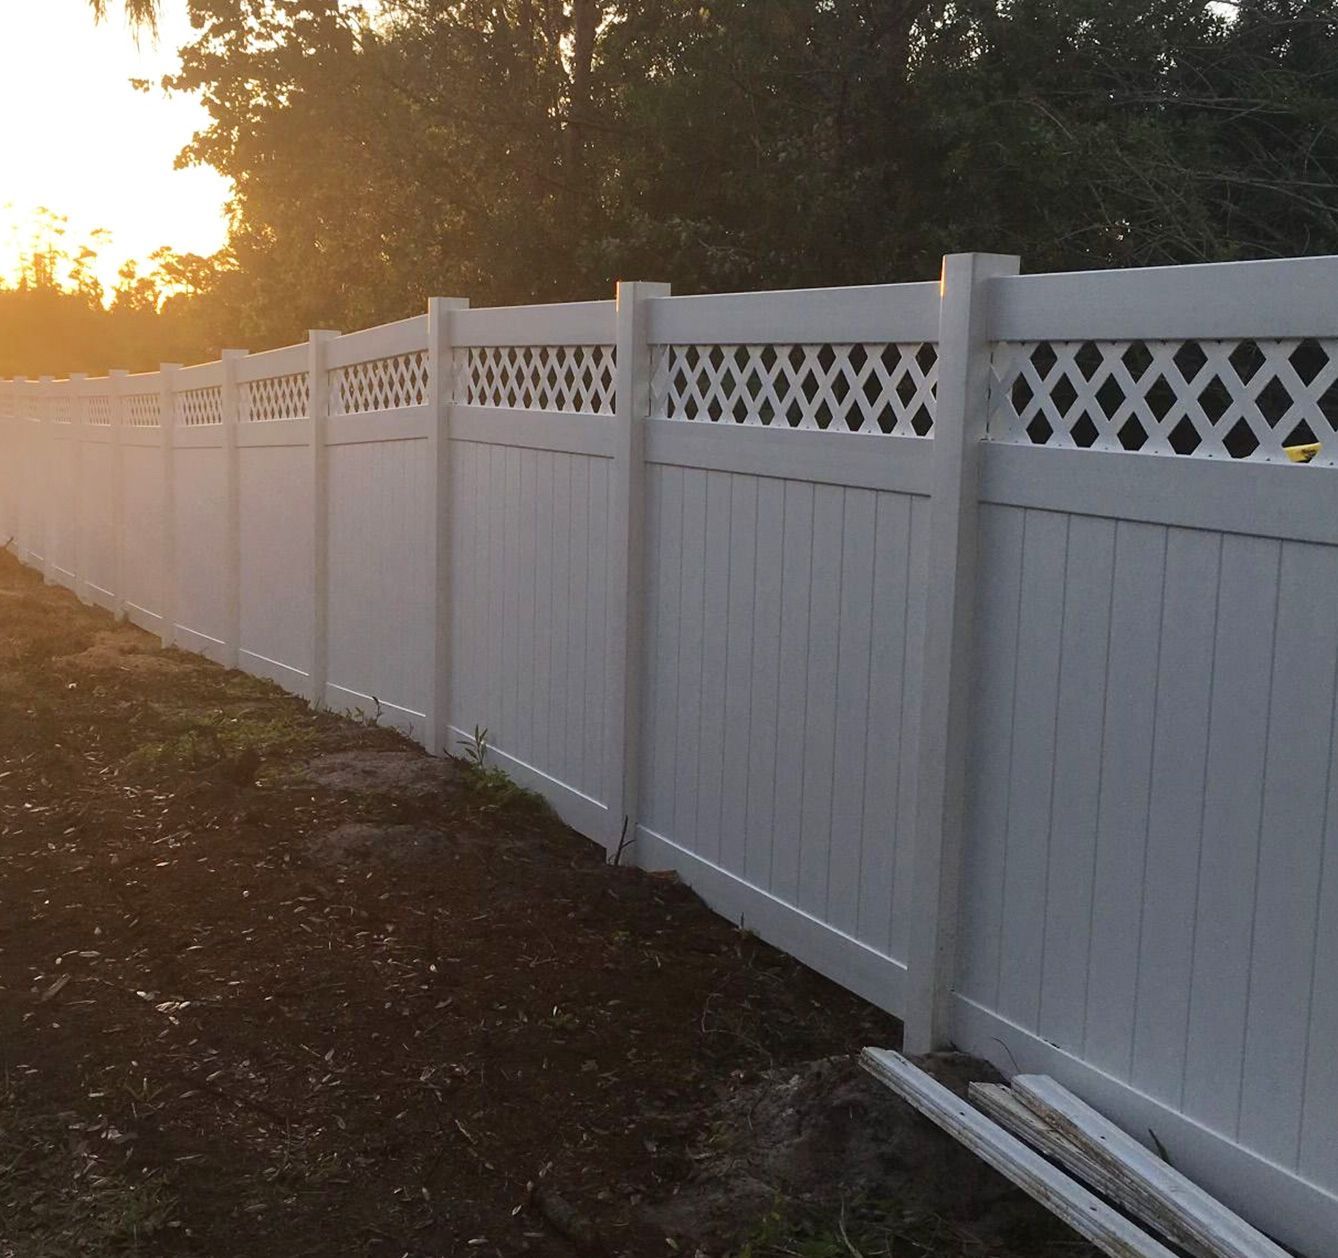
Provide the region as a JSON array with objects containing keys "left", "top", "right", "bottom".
[
  {"left": 858, "top": 1049, "right": 1177, "bottom": 1258},
  {"left": 1011, "top": 1075, "right": 1292, "bottom": 1258},
  {"left": 970, "top": 1083, "right": 1210, "bottom": 1258}
]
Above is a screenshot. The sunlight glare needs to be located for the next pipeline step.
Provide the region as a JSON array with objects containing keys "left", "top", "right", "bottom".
[{"left": 0, "top": 0, "right": 230, "bottom": 297}]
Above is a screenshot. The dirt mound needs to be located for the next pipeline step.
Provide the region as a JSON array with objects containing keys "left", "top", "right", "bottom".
[
  {"left": 308, "top": 821, "right": 454, "bottom": 865},
  {"left": 649, "top": 1054, "right": 1095, "bottom": 1256},
  {"left": 297, "top": 748, "right": 462, "bottom": 797},
  {"left": 57, "top": 625, "right": 193, "bottom": 676}
]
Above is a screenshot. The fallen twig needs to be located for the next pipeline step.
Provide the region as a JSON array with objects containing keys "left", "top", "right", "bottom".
[{"left": 170, "top": 1070, "right": 291, "bottom": 1127}]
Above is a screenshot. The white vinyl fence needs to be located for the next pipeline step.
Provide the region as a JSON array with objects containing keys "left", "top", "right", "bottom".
[{"left": 2, "top": 254, "right": 1336, "bottom": 1254}]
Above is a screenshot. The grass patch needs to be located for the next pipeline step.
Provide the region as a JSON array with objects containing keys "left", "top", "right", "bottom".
[
  {"left": 122, "top": 705, "right": 324, "bottom": 775},
  {"left": 732, "top": 1198, "right": 1008, "bottom": 1258},
  {"left": 0, "top": 1086, "right": 175, "bottom": 1255}
]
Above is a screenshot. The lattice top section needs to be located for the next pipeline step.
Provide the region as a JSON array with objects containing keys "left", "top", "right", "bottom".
[
  {"left": 87, "top": 395, "right": 113, "bottom": 426},
  {"left": 457, "top": 346, "right": 616, "bottom": 415},
  {"left": 244, "top": 373, "right": 308, "bottom": 422},
  {"left": 45, "top": 392, "right": 74, "bottom": 424},
  {"left": 0, "top": 389, "right": 13, "bottom": 421},
  {"left": 330, "top": 353, "right": 427, "bottom": 415},
  {"left": 649, "top": 343, "right": 938, "bottom": 434},
  {"left": 989, "top": 339, "right": 1338, "bottom": 463},
  {"left": 178, "top": 386, "right": 223, "bottom": 427},
  {"left": 124, "top": 394, "right": 160, "bottom": 428}
]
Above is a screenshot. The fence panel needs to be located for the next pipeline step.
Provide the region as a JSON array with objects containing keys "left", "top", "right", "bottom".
[
  {"left": 631, "top": 286, "right": 938, "bottom": 1012},
  {"left": 323, "top": 320, "right": 433, "bottom": 734},
  {"left": 953, "top": 258, "right": 1338, "bottom": 1255},
  {"left": 446, "top": 302, "right": 618, "bottom": 829},
  {"left": 237, "top": 345, "right": 313, "bottom": 690},
  {"left": 172, "top": 362, "right": 229, "bottom": 658}
]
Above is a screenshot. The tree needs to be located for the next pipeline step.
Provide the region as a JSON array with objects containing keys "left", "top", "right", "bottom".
[
  {"left": 88, "top": 0, "right": 159, "bottom": 30},
  {"left": 35, "top": 0, "right": 1338, "bottom": 368}
]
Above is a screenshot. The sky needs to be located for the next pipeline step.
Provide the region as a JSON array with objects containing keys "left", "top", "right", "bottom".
[{"left": 0, "top": 0, "right": 231, "bottom": 294}]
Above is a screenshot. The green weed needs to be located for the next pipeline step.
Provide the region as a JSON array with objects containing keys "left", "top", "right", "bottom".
[{"left": 122, "top": 705, "right": 321, "bottom": 774}]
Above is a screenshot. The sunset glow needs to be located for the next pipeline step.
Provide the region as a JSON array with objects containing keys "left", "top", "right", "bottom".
[{"left": 0, "top": 0, "right": 230, "bottom": 295}]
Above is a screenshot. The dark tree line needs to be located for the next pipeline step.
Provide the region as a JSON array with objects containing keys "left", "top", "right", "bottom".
[{"left": 11, "top": 0, "right": 1338, "bottom": 370}]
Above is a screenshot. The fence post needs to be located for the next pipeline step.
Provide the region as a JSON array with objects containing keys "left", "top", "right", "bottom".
[
  {"left": 158, "top": 365, "right": 180, "bottom": 647},
  {"left": 108, "top": 369, "right": 129, "bottom": 619},
  {"left": 38, "top": 375, "right": 55, "bottom": 584},
  {"left": 220, "top": 349, "right": 247, "bottom": 668},
  {"left": 605, "top": 279, "right": 671, "bottom": 857},
  {"left": 904, "top": 252, "right": 1019, "bottom": 1056},
  {"left": 306, "top": 330, "right": 338, "bottom": 709},
  {"left": 424, "top": 297, "right": 470, "bottom": 756}
]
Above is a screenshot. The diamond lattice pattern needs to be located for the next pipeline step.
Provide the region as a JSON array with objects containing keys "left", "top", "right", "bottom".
[
  {"left": 125, "top": 394, "right": 160, "bottom": 428},
  {"left": 87, "top": 395, "right": 113, "bottom": 427},
  {"left": 458, "top": 346, "right": 616, "bottom": 415},
  {"left": 45, "top": 392, "right": 74, "bottom": 424},
  {"left": 178, "top": 387, "right": 223, "bottom": 427},
  {"left": 649, "top": 343, "right": 938, "bottom": 434},
  {"left": 331, "top": 353, "right": 428, "bottom": 415},
  {"left": 244, "top": 374, "right": 308, "bottom": 422},
  {"left": 989, "top": 338, "right": 1338, "bottom": 462}
]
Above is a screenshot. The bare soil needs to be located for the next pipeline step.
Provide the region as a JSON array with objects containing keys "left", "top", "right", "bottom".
[{"left": 0, "top": 552, "right": 1093, "bottom": 1257}]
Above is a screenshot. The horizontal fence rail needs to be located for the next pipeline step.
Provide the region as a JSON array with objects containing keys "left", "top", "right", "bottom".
[{"left": 1, "top": 255, "right": 1336, "bottom": 1256}]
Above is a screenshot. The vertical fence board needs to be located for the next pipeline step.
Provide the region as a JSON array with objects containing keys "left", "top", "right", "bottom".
[
  {"left": 958, "top": 505, "right": 1025, "bottom": 1006},
  {"left": 996, "top": 508, "right": 1068, "bottom": 1031},
  {"left": 1037, "top": 513, "right": 1115, "bottom": 1052},
  {"left": 673, "top": 468, "right": 708, "bottom": 855},
  {"left": 585, "top": 460, "right": 610, "bottom": 799},
  {"left": 744, "top": 476, "right": 785, "bottom": 887},
  {"left": 1083, "top": 520, "right": 1166, "bottom": 1079},
  {"left": 889, "top": 496, "right": 929, "bottom": 963},
  {"left": 798, "top": 484, "right": 844, "bottom": 918},
  {"left": 859, "top": 492, "right": 914, "bottom": 955},
  {"left": 447, "top": 443, "right": 476, "bottom": 739},
  {"left": 696, "top": 470, "right": 732, "bottom": 866},
  {"left": 772, "top": 480, "right": 816, "bottom": 904},
  {"left": 647, "top": 465, "right": 684, "bottom": 838},
  {"left": 1129, "top": 528, "right": 1220, "bottom": 1103},
  {"left": 1237, "top": 541, "right": 1338, "bottom": 1161},
  {"left": 485, "top": 447, "right": 506, "bottom": 748},
  {"left": 569, "top": 458, "right": 594, "bottom": 789},
  {"left": 517, "top": 449, "right": 538, "bottom": 767},
  {"left": 829, "top": 487, "right": 877, "bottom": 938},
  {"left": 547, "top": 453, "right": 574, "bottom": 778},
  {"left": 533, "top": 453, "right": 555, "bottom": 772},
  {"left": 1299, "top": 764, "right": 1338, "bottom": 1188},
  {"left": 1182, "top": 535, "right": 1281, "bottom": 1136},
  {"left": 501, "top": 447, "right": 521, "bottom": 752},
  {"left": 719, "top": 473, "right": 759, "bottom": 877}
]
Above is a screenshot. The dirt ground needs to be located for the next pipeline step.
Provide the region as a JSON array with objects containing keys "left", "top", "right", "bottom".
[{"left": 0, "top": 551, "right": 1094, "bottom": 1257}]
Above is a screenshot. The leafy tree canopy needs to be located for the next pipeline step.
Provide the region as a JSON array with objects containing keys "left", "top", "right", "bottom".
[{"left": 13, "top": 0, "right": 1338, "bottom": 370}]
